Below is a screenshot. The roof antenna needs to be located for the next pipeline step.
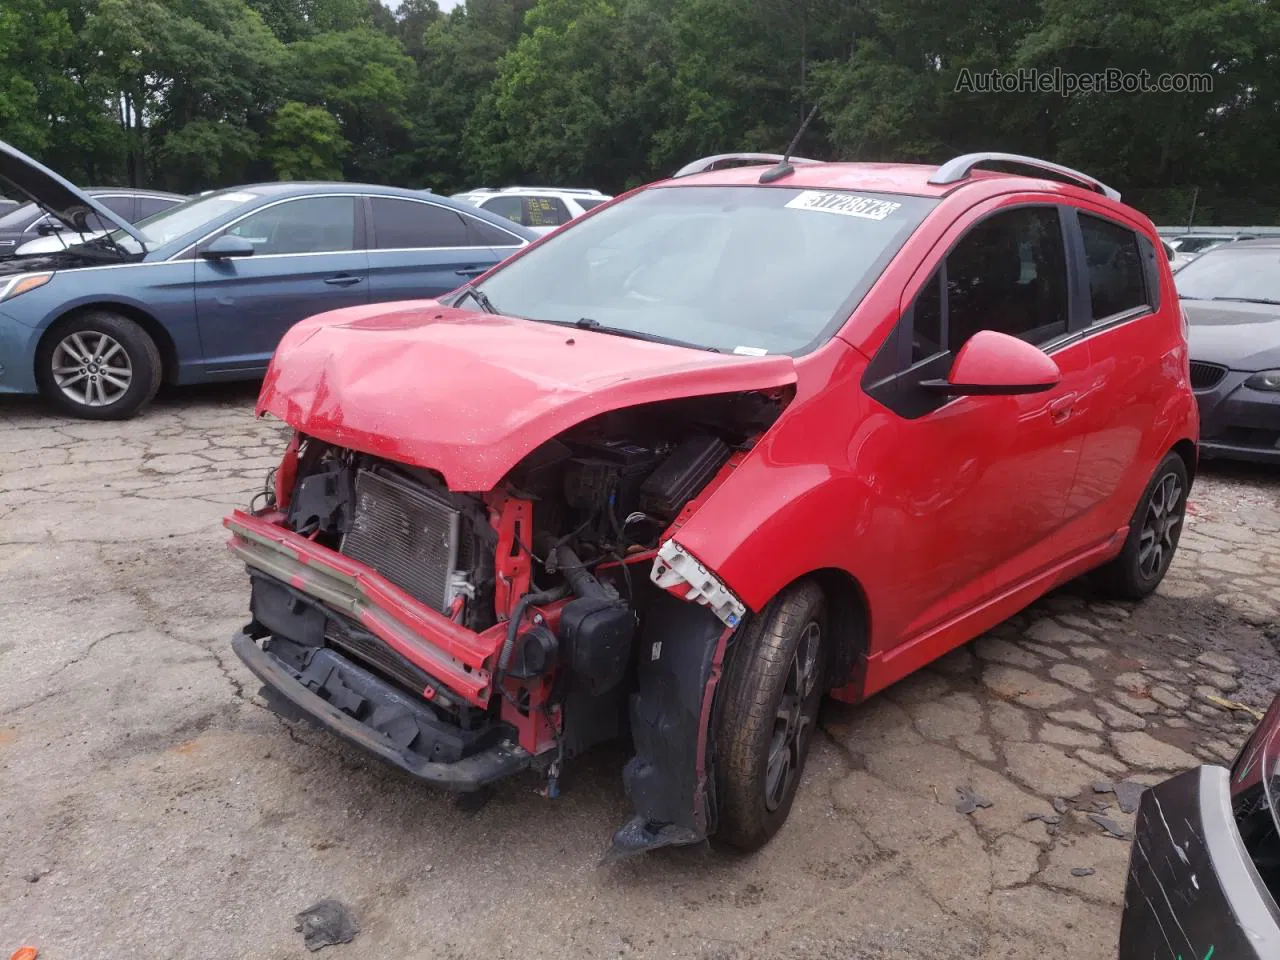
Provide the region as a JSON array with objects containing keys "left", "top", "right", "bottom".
[{"left": 759, "top": 104, "right": 819, "bottom": 184}]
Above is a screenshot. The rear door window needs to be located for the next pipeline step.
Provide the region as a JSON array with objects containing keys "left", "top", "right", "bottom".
[
  {"left": 97, "top": 195, "right": 137, "bottom": 222},
  {"left": 463, "top": 214, "right": 523, "bottom": 247},
  {"left": 1079, "top": 213, "right": 1149, "bottom": 321},
  {"left": 136, "top": 196, "right": 182, "bottom": 220},
  {"left": 480, "top": 196, "right": 523, "bottom": 224},
  {"left": 910, "top": 206, "right": 1069, "bottom": 364},
  {"left": 369, "top": 197, "right": 471, "bottom": 249},
  {"left": 575, "top": 198, "right": 607, "bottom": 212}
]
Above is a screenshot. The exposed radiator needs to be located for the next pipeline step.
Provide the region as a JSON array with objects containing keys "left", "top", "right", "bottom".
[{"left": 340, "top": 467, "right": 461, "bottom": 613}]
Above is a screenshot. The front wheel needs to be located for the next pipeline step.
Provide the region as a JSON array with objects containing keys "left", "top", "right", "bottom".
[
  {"left": 1094, "top": 452, "right": 1189, "bottom": 600},
  {"left": 712, "top": 580, "right": 827, "bottom": 852},
  {"left": 36, "top": 311, "right": 162, "bottom": 420}
]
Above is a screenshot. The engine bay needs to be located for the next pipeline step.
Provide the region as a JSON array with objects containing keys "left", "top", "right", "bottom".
[{"left": 248, "top": 389, "right": 790, "bottom": 782}]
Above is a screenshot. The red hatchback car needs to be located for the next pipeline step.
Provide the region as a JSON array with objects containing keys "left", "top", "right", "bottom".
[{"left": 226, "top": 152, "right": 1198, "bottom": 855}]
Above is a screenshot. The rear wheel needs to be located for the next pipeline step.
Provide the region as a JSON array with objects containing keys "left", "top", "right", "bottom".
[
  {"left": 36, "top": 311, "right": 162, "bottom": 420},
  {"left": 1094, "top": 452, "right": 1189, "bottom": 600},
  {"left": 712, "top": 581, "right": 826, "bottom": 852}
]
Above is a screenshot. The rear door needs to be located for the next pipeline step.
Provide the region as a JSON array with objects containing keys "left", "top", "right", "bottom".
[
  {"left": 194, "top": 194, "right": 369, "bottom": 372},
  {"left": 365, "top": 195, "right": 522, "bottom": 302},
  {"left": 1061, "top": 207, "right": 1169, "bottom": 540},
  {"left": 862, "top": 202, "right": 1091, "bottom": 642}
]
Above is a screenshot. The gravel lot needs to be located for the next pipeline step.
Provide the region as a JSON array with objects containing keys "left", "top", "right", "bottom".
[{"left": 2, "top": 385, "right": 1278, "bottom": 960}]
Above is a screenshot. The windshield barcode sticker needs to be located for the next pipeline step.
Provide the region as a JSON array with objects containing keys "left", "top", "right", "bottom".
[{"left": 785, "top": 192, "right": 902, "bottom": 221}]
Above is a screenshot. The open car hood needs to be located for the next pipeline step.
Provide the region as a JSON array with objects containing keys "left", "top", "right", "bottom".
[
  {"left": 257, "top": 302, "right": 798, "bottom": 491},
  {"left": 0, "top": 139, "right": 146, "bottom": 246}
]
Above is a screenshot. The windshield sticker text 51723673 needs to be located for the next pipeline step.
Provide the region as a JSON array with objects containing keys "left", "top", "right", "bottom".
[{"left": 784, "top": 192, "right": 902, "bottom": 221}]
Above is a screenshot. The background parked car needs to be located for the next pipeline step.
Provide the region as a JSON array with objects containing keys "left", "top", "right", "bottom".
[
  {"left": 1177, "top": 239, "right": 1280, "bottom": 463},
  {"left": 1165, "top": 231, "right": 1259, "bottom": 272},
  {"left": 452, "top": 186, "right": 611, "bottom": 235},
  {"left": 0, "top": 188, "right": 184, "bottom": 258},
  {"left": 0, "top": 140, "right": 535, "bottom": 419}
]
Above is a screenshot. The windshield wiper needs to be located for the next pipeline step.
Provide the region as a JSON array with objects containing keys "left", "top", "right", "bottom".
[
  {"left": 1211, "top": 296, "right": 1280, "bottom": 306},
  {"left": 457, "top": 286, "right": 499, "bottom": 314},
  {"left": 570, "top": 316, "right": 721, "bottom": 353}
]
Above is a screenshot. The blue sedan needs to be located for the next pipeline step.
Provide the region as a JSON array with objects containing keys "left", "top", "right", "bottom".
[{"left": 0, "top": 141, "right": 535, "bottom": 418}]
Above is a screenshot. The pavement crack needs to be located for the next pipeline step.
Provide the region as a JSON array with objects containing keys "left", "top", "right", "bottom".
[
  {"left": 46, "top": 629, "right": 139, "bottom": 681},
  {"left": 0, "top": 689, "right": 64, "bottom": 718}
]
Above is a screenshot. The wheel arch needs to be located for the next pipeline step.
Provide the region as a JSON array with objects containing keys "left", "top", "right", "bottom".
[
  {"left": 777, "top": 567, "right": 870, "bottom": 692},
  {"left": 1170, "top": 437, "right": 1197, "bottom": 484},
  {"left": 39, "top": 302, "right": 179, "bottom": 385}
]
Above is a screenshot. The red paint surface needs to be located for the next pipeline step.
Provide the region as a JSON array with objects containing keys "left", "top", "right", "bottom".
[
  {"left": 244, "top": 161, "right": 1198, "bottom": 716},
  {"left": 256, "top": 304, "right": 797, "bottom": 492},
  {"left": 488, "top": 494, "right": 533, "bottom": 620},
  {"left": 948, "top": 330, "right": 1063, "bottom": 390}
]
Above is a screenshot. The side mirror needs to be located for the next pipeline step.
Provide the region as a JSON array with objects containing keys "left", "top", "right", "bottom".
[
  {"left": 36, "top": 221, "right": 65, "bottom": 236},
  {"left": 201, "top": 234, "right": 256, "bottom": 259},
  {"left": 922, "top": 330, "right": 1061, "bottom": 396}
]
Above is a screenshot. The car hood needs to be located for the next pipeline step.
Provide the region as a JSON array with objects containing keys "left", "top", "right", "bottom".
[
  {"left": 0, "top": 139, "right": 146, "bottom": 246},
  {"left": 1184, "top": 300, "right": 1280, "bottom": 371},
  {"left": 257, "top": 302, "right": 798, "bottom": 491},
  {"left": 0, "top": 247, "right": 102, "bottom": 277}
]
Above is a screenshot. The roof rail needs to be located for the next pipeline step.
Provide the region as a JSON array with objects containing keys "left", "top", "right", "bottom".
[
  {"left": 494, "top": 186, "right": 607, "bottom": 195},
  {"left": 928, "top": 152, "right": 1121, "bottom": 201},
  {"left": 673, "top": 153, "right": 821, "bottom": 178}
]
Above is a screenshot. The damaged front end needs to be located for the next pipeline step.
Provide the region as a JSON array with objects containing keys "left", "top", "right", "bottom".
[{"left": 228, "top": 389, "right": 790, "bottom": 851}]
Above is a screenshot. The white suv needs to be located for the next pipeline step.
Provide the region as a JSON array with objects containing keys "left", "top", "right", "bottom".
[{"left": 452, "top": 187, "right": 611, "bottom": 236}]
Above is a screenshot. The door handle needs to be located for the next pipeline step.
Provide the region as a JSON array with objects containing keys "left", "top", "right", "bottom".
[
  {"left": 455, "top": 266, "right": 486, "bottom": 278},
  {"left": 1048, "top": 393, "right": 1077, "bottom": 423},
  {"left": 324, "top": 274, "right": 363, "bottom": 287}
]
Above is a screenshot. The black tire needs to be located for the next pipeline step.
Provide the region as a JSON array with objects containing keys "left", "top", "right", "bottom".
[
  {"left": 712, "top": 580, "right": 827, "bottom": 852},
  {"left": 1094, "top": 452, "right": 1189, "bottom": 600},
  {"left": 35, "top": 311, "right": 163, "bottom": 420}
]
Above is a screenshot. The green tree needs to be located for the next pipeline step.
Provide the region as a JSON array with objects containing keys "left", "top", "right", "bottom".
[
  {"left": 265, "top": 100, "right": 349, "bottom": 178},
  {"left": 285, "top": 26, "right": 414, "bottom": 181},
  {"left": 83, "top": 0, "right": 286, "bottom": 189},
  {"left": 465, "top": 0, "right": 677, "bottom": 190}
]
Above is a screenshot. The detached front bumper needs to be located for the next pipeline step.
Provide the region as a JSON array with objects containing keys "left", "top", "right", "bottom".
[
  {"left": 232, "top": 627, "right": 530, "bottom": 791},
  {"left": 1119, "top": 765, "right": 1280, "bottom": 958}
]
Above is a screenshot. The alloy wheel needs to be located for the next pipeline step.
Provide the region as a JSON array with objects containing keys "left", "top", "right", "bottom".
[
  {"left": 1137, "top": 472, "right": 1183, "bottom": 579},
  {"left": 764, "top": 620, "right": 822, "bottom": 812},
  {"left": 52, "top": 331, "right": 133, "bottom": 408}
]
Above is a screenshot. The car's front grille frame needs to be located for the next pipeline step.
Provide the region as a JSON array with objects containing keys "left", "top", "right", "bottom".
[{"left": 1189, "top": 360, "right": 1228, "bottom": 391}]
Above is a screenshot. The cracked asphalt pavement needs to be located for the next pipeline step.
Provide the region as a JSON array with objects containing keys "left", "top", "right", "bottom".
[{"left": 2, "top": 384, "right": 1279, "bottom": 960}]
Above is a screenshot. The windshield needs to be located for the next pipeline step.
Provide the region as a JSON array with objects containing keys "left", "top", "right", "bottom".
[
  {"left": 103, "top": 189, "right": 261, "bottom": 255},
  {"left": 473, "top": 185, "right": 937, "bottom": 355},
  {"left": 1176, "top": 247, "right": 1280, "bottom": 306},
  {"left": 1170, "top": 236, "right": 1228, "bottom": 254}
]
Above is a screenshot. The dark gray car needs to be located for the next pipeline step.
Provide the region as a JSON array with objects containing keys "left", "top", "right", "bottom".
[{"left": 1177, "top": 239, "right": 1280, "bottom": 464}]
